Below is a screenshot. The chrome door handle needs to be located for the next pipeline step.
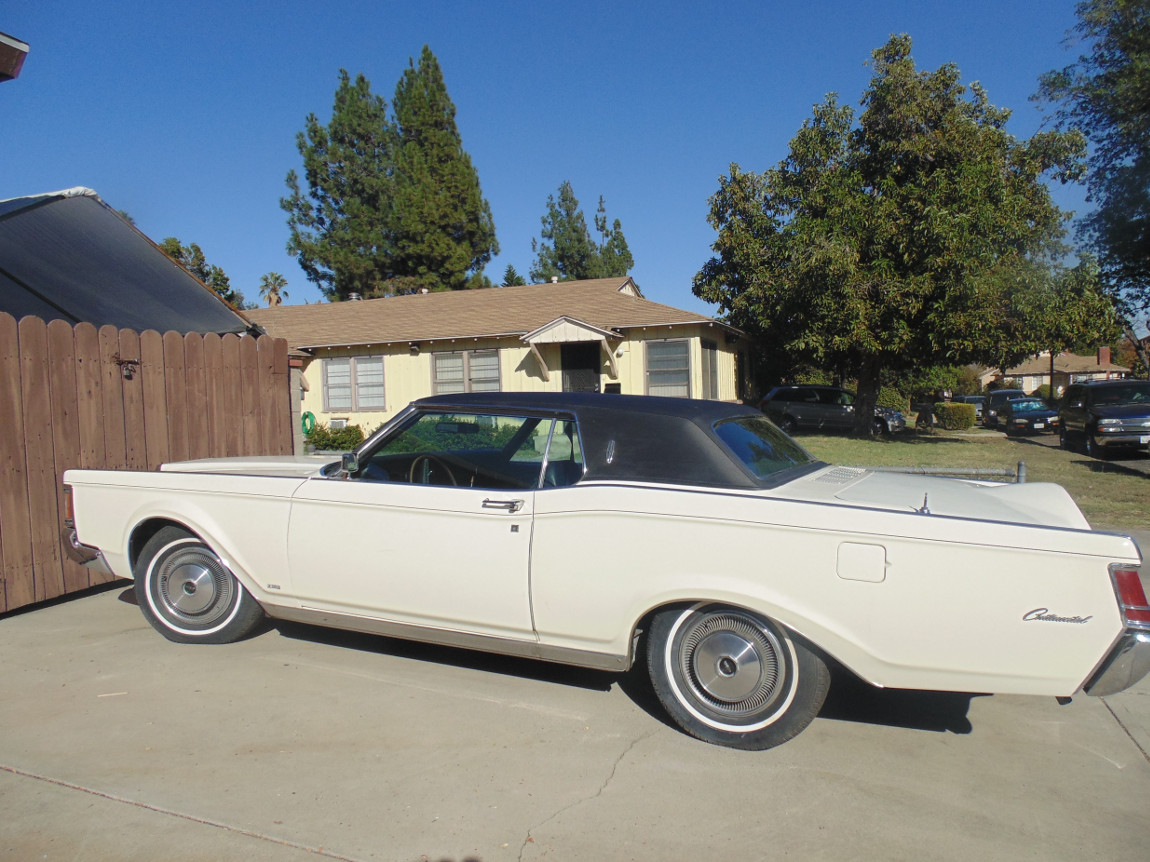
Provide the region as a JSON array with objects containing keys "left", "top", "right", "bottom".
[{"left": 482, "top": 498, "right": 524, "bottom": 513}]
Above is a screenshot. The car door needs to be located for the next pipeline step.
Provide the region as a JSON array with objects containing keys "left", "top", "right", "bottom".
[
  {"left": 1060, "top": 385, "right": 1086, "bottom": 437},
  {"left": 285, "top": 410, "right": 551, "bottom": 639}
]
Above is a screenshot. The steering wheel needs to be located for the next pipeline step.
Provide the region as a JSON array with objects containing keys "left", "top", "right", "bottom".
[{"left": 409, "top": 454, "right": 458, "bottom": 486}]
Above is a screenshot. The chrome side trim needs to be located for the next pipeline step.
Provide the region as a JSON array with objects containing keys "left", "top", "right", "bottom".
[
  {"left": 1083, "top": 631, "right": 1150, "bottom": 696},
  {"left": 263, "top": 604, "right": 631, "bottom": 673}
]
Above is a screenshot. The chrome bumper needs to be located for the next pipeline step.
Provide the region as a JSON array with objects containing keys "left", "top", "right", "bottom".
[
  {"left": 60, "top": 527, "right": 114, "bottom": 577},
  {"left": 1084, "top": 630, "right": 1150, "bottom": 696}
]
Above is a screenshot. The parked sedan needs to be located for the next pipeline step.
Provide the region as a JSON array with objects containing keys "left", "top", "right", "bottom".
[
  {"left": 982, "top": 389, "right": 1027, "bottom": 428},
  {"left": 62, "top": 393, "right": 1147, "bottom": 750},
  {"left": 759, "top": 384, "right": 906, "bottom": 435},
  {"left": 999, "top": 397, "right": 1060, "bottom": 435}
]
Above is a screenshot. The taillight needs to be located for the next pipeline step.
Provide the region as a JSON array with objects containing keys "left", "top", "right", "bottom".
[
  {"left": 62, "top": 484, "right": 75, "bottom": 528},
  {"left": 1111, "top": 565, "right": 1150, "bottom": 626}
]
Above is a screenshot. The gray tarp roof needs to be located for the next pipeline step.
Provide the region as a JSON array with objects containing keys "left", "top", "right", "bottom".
[{"left": 0, "top": 187, "right": 255, "bottom": 334}]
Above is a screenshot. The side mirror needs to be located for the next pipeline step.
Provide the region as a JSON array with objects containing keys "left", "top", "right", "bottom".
[{"left": 341, "top": 452, "right": 359, "bottom": 476}]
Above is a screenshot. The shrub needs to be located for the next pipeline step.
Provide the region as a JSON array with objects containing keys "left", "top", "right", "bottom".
[
  {"left": 876, "top": 386, "right": 908, "bottom": 412},
  {"left": 306, "top": 422, "right": 365, "bottom": 451},
  {"left": 933, "top": 402, "right": 976, "bottom": 430}
]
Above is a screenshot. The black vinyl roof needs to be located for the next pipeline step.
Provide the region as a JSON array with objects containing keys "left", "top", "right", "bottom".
[
  {"left": 415, "top": 392, "right": 770, "bottom": 489},
  {"left": 0, "top": 188, "right": 255, "bottom": 335}
]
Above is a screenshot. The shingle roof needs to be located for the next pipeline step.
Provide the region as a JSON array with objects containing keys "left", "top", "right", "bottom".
[
  {"left": 245, "top": 277, "right": 728, "bottom": 350},
  {"left": 1006, "top": 351, "right": 1128, "bottom": 376}
]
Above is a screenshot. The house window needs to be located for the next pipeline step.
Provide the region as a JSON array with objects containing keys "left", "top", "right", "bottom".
[
  {"left": 322, "top": 356, "right": 386, "bottom": 412},
  {"left": 433, "top": 350, "right": 501, "bottom": 394},
  {"left": 646, "top": 339, "right": 690, "bottom": 398}
]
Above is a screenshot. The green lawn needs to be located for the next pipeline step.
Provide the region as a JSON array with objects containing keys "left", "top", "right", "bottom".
[{"left": 797, "top": 430, "right": 1150, "bottom": 532}]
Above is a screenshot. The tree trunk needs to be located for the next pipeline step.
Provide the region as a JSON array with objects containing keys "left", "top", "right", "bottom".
[{"left": 853, "top": 360, "right": 882, "bottom": 437}]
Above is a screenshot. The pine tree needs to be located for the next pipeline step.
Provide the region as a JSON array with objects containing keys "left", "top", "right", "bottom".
[
  {"left": 389, "top": 46, "right": 498, "bottom": 291},
  {"left": 502, "top": 264, "right": 527, "bottom": 286},
  {"left": 530, "top": 182, "right": 633, "bottom": 282},
  {"left": 282, "top": 70, "right": 396, "bottom": 301}
]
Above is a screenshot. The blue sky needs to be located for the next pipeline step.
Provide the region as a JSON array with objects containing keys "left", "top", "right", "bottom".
[{"left": 3, "top": 1, "right": 1088, "bottom": 314}]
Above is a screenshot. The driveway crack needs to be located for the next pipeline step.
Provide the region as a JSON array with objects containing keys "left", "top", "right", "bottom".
[
  {"left": 0, "top": 763, "right": 365, "bottom": 861},
  {"left": 1101, "top": 696, "right": 1150, "bottom": 764},
  {"left": 518, "top": 729, "right": 659, "bottom": 861}
]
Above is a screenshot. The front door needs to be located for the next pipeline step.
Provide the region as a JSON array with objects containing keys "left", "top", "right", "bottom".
[
  {"left": 561, "top": 342, "right": 601, "bottom": 393},
  {"left": 285, "top": 409, "right": 555, "bottom": 640}
]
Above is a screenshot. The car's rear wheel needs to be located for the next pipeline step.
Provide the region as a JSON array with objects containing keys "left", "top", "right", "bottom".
[
  {"left": 647, "top": 603, "right": 830, "bottom": 750},
  {"left": 134, "top": 526, "right": 264, "bottom": 644}
]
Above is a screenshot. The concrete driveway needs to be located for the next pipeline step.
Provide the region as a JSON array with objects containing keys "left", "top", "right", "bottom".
[{"left": 2, "top": 584, "right": 1148, "bottom": 862}]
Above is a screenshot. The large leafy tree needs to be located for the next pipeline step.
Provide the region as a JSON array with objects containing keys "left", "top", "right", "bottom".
[
  {"left": 389, "top": 46, "right": 499, "bottom": 292},
  {"left": 1036, "top": 0, "right": 1150, "bottom": 374},
  {"left": 695, "top": 35, "right": 1094, "bottom": 433},
  {"left": 282, "top": 48, "right": 497, "bottom": 300},
  {"left": 530, "top": 181, "right": 634, "bottom": 282},
  {"left": 159, "top": 237, "right": 247, "bottom": 308}
]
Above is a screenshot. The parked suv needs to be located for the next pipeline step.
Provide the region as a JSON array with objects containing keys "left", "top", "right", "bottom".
[
  {"left": 982, "top": 389, "right": 1027, "bottom": 429},
  {"left": 1059, "top": 380, "right": 1150, "bottom": 458},
  {"left": 759, "top": 385, "right": 906, "bottom": 435}
]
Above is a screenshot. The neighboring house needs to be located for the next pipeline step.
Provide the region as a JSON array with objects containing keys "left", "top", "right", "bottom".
[
  {"left": 0, "top": 187, "right": 255, "bottom": 335},
  {"left": 979, "top": 348, "right": 1129, "bottom": 395},
  {"left": 246, "top": 277, "right": 753, "bottom": 434}
]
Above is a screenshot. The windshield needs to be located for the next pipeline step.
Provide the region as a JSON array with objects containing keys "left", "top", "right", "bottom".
[
  {"left": 713, "top": 416, "right": 817, "bottom": 480},
  {"left": 1093, "top": 382, "right": 1150, "bottom": 405},
  {"left": 1011, "top": 399, "right": 1048, "bottom": 412}
]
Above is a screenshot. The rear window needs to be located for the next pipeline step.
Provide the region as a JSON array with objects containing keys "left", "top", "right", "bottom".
[{"left": 713, "top": 416, "right": 817, "bottom": 480}]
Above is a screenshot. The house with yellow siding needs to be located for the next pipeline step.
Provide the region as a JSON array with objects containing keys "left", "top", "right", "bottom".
[{"left": 246, "top": 277, "right": 751, "bottom": 444}]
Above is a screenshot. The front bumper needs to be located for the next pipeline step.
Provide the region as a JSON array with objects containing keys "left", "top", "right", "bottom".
[
  {"left": 1084, "top": 630, "right": 1150, "bottom": 696},
  {"left": 1093, "top": 431, "right": 1150, "bottom": 449}
]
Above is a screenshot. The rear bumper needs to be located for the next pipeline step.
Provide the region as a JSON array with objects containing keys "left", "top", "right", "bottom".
[
  {"left": 1084, "top": 630, "right": 1150, "bottom": 696},
  {"left": 60, "top": 527, "right": 114, "bottom": 577}
]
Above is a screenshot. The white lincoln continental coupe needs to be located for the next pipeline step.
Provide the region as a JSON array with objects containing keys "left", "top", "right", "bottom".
[{"left": 62, "top": 393, "right": 1149, "bottom": 749}]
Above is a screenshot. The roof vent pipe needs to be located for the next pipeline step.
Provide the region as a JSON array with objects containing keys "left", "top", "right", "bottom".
[
  {"left": 551, "top": 276, "right": 559, "bottom": 284},
  {"left": 347, "top": 292, "right": 362, "bottom": 301}
]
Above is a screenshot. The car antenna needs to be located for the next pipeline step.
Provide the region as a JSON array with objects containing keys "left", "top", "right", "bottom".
[{"left": 918, "top": 493, "right": 931, "bottom": 515}]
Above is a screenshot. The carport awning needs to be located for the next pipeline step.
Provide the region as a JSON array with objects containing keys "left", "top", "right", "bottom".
[{"left": 0, "top": 188, "right": 254, "bottom": 335}]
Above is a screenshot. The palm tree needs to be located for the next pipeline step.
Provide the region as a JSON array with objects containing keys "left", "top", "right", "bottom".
[{"left": 259, "top": 272, "right": 289, "bottom": 307}]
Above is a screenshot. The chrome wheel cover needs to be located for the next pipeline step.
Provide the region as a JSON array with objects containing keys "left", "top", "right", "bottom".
[
  {"left": 151, "top": 542, "right": 235, "bottom": 628},
  {"left": 668, "top": 608, "right": 794, "bottom": 729}
]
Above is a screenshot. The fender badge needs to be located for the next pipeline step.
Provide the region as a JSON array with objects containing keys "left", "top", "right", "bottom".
[{"left": 1023, "top": 608, "right": 1092, "bottom": 624}]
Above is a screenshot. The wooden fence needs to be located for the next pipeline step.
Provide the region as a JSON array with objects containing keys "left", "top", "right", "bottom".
[{"left": 0, "top": 312, "right": 292, "bottom": 614}]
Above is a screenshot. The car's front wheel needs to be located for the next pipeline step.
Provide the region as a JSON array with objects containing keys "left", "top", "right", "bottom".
[
  {"left": 134, "top": 526, "right": 265, "bottom": 644},
  {"left": 647, "top": 604, "right": 830, "bottom": 750}
]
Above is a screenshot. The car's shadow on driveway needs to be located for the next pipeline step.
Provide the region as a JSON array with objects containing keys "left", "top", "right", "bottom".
[
  {"left": 817, "top": 665, "right": 983, "bottom": 735},
  {"left": 272, "top": 620, "right": 618, "bottom": 692},
  {"left": 276, "top": 622, "right": 983, "bottom": 737}
]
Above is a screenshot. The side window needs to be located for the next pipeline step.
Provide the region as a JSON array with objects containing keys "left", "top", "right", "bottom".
[
  {"left": 357, "top": 411, "right": 555, "bottom": 490},
  {"left": 322, "top": 356, "right": 385, "bottom": 412},
  {"left": 646, "top": 340, "right": 690, "bottom": 397},
  {"left": 433, "top": 350, "right": 501, "bottom": 394},
  {"left": 541, "top": 420, "right": 584, "bottom": 488}
]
